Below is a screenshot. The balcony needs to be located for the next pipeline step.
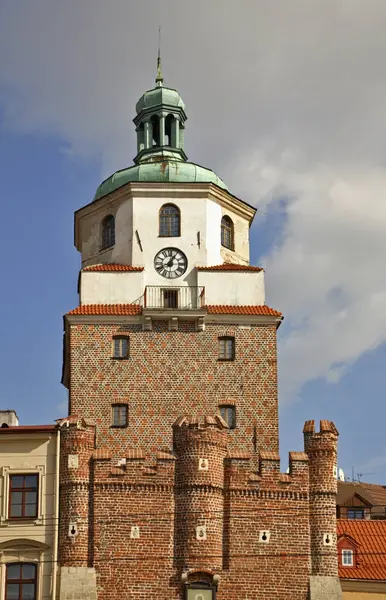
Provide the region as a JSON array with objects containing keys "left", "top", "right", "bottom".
[{"left": 144, "top": 286, "right": 205, "bottom": 310}]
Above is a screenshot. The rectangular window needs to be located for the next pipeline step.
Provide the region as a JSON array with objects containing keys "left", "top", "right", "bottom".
[
  {"left": 347, "top": 509, "right": 364, "bottom": 520},
  {"left": 112, "top": 337, "right": 129, "bottom": 359},
  {"left": 218, "top": 336, "right": 235, "bottom": 360},
  {"left": 342, "top": 549, "right": 354, "bottom": 566},
  {"left": 219, "top": 405, "right": 236, "bottom": 429},
  {"left": 112, "top": 405, "right": 128, "bottom": 427},
  {"left": 6, "top": 563, "right": 37, "bottom": 600},
  {"left": 9, "top": 474, "right": 38, "bottom": 519},
  {"left": 163, "top": 289, "right": 178, "bottom": 309}
]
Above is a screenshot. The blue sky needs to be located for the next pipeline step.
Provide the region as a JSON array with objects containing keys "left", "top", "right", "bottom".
[{"left": 1, "top": 1, "right": 386, "bottom": 483}]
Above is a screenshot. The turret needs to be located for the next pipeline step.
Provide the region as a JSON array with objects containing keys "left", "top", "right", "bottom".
[
  {"left": 173, "top": 415, "right": 228, "bottom": 574},
  {"left": 58, "top": 416, "right": 95, "bottom": 566},
  {"left": 304, "top": 420, "right": 339, "bottom": 577}
]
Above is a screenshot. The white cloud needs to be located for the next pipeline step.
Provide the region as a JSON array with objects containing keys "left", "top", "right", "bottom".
[{"left": 1, "top": 1, "right": 386, "bottom": 401}]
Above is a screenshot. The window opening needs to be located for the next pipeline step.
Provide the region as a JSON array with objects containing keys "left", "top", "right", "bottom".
[
  {"left": 218, "top": 336, "right": 235, "bottom": 360},
  {"left": 221, "top": 215, "right": 234, "bottom": 250},
  {"left": 163, "top": 289, "right": 178, "bottom": 308},
  {"left": 159, "top": 204, "right": 180, "bottom": 237},
  {"left": 151, "top": 115, "right": 160, "bottom": 146},
  {"left": 101, "top": 215, "right": 115, "bottom": 250},
  {"left": 9, "top": 474, "right": 38, "bottom": 519},
  {"left": 165, "top": 114, "right": 174, "bottom": 146},
  {"left": 112, "top": 337, "right": 129, "bottom": 359},
  {"left": 342, "top": 549, "right": 354, "bottom": 566},
  {"left": 112, "top": 405, "right": 128, "bottom": 427},
  {"left": 219, "top": 405, "right": 236, "bottom": 429},
  {"left": 347, "top": 509, "right": 364, "bottom": 520},
  {"left": 6, "top": 563, "right": 37, "bottom": 600}
]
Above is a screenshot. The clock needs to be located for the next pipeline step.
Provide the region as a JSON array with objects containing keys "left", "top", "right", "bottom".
[{"left": 154, "top": 248, "right": 187, "bottom": 279}]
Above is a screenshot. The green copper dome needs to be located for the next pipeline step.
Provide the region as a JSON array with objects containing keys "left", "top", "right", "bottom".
[
  {"left": 93, "top": 160, "right": 228, "bottom": 201},
  {"left": 93, "top": 58, "right": 228, "bottom": 202},
  {"left": 136, "top": 86, "right": 185, "bottom": 114}
]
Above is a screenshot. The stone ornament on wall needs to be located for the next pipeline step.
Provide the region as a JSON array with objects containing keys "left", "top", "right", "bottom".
[
  {"left": 130, "top": 525, "right": 140, "bottom": 539},
  {"left": 258, "top": 530, "right": 271, "bottom": 544},
  {"left": 196, "top": 525, "right": 207, "bottom": 540},
  {"left": 198, "top": 458, "right": 209, "bottom": 471},
  {"left": 68, "top": 454, "right": 79, "bottom": 469}
]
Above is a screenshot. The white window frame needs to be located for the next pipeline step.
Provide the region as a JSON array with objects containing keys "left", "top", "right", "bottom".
[
  {"left": 342, "top": 548, "right": 354, "bottom": 566},
  {"left": 0, "top": 466, "right": 45, "bottom": 526}
]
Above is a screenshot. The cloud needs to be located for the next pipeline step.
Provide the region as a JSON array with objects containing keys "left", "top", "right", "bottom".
[{"left": 1, "top": 1, "right": 386, "bottom": 401}]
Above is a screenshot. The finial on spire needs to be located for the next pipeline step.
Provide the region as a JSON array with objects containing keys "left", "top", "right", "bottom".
[{"left": 155, "top": 26, "right": 163, "bottom": 87}]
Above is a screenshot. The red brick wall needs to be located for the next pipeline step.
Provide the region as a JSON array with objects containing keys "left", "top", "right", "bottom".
[
  {"left": 67, "top": 321, "right": 279, "bottom": 457},
  {"left": 58, "top": 418, "right": 321, "bottom": 600}
]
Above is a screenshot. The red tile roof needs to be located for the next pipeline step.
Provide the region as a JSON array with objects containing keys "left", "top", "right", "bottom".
[
  {"left": 83, "top": 264, "right": 144, "bottom": 272},
  {"left": 197, "top": 264, "right": 263, "bottom": 272},
  {"left": 67, "top": 304, "right": 282, "bottom": 317},
  {"left": 338, "top": 519, "right": 386, "bottom": 580},
  {"left": 67, "top": 304, "right": 142, "bottom": 316},
  {"left": 204, "top": 305, "right": 282, "bottom": 316}
]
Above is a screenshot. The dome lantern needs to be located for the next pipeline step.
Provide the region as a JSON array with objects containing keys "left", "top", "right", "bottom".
[{"left": 133, "top": 50, "right": 187, "bottom": 165}]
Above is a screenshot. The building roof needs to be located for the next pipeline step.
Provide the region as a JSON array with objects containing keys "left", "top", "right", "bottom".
[
  {"left": 66, "top": 304, "right": 282, "bottom": 317},
  {"left": 205, "top": 305, "right": 282, "bottom": 316},
  {"left": 93, "top": 160, "right": 228, "bottom": 201},
  {"left": 67, "top": 304, "right": 142, "bottom": 316},
  {"left": 82, "top": 264, "right": 144, "bottom": 272},
  {"left": 197, "top": 264, "right": 263, "bottom": 272},
  {"left": 338, "top": 519, "right": 386, "bottom": 580},
  {"left": 0, "top": 424, "right": 56, "bottom": 434},
  {"left": 338, "top": 480, "right": 386, "bottom": 509}
]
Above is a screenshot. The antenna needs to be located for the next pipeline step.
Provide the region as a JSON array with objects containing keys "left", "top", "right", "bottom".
[{"left": 155, "top": 26, "right": 163, "bottom": 87}]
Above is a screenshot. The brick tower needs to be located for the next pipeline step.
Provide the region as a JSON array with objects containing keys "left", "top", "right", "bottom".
[{"left": 58, "top": 56, "right": 342, "bottom": 599}]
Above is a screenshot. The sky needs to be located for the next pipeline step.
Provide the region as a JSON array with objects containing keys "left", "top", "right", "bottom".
[{"left": 0, "top": 0, "right": 386, "bottom": 483}]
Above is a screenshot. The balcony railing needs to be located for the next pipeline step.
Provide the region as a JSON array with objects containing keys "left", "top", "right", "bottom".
[{"left": 144, "top": 286, "right": 205, "bottom": 310}]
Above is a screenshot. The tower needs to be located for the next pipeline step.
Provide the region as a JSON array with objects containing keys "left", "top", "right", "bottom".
[
  {"left": 58, "top": 58, "right": 341, "bottom": 600},
  {"left": 64, "top": 59, "right": 282, "bottom": 460}
]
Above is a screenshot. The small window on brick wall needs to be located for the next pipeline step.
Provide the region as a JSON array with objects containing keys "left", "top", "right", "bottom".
[
  {"left": 112, "top": 336, "right": 129, "bottom": 359},
  {"left": 112, "top": 405, "right": 128, "bottom": 428},
  {"left": 218, "top": 336, "right": 235, "bottom": 360},
  {"left": 342, "top": 549, "right": 354, "bottom": 566},
  {"left": 219, "top": 405, "right": 236, "bottom": 429}
]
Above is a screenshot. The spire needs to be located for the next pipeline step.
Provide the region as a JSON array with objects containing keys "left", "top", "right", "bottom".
[{"left": 155, "top": 26, "right": 163, "bottom": 87}]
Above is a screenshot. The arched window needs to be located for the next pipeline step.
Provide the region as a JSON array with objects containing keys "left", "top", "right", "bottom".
[
  {"left": 159, "top": 204, "right": 180, "bottom": 237},
  {"left": 221, "top": 215, "right": 234, "bottom": 250},
  {"left": 101, "top": 215, "right": 115, "bottom": 250}
]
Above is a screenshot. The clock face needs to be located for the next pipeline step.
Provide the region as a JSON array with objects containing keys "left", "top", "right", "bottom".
[{"left": 154, "top": 247, "right": 187, "bottom": 279}]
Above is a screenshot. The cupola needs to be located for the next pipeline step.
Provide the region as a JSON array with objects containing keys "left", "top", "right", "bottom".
[{"left": 133, "top": 50, "right": 187, "bottom": 165}]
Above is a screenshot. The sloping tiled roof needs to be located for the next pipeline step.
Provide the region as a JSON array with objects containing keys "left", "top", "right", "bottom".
[
  {"left": 204, "top": 305, "right": 282, "bottom": 316},
  {"left": 82, "top": 264, "right": 144, "bottom": 272},
  {"left": 338, "top": 481, "right": 386, "bottom": 510},
  {"left": 197, "top": 264, "right": 263, "bottom": 272},
  {"left": 338, "top": 519, "right": 386, "bottom": 580},
  {"left": 67, "top": 304, "right": 142, "bottom": 316}
]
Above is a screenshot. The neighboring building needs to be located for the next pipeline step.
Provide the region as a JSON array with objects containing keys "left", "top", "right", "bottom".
[
  {"left": 0, "top": 411, "right": 59, "bottom": 600},
  {"left": 337, "top": 481, "right": 386, "bottom": 520},
  {"left": 338, "top": 519, "right": 386, "bottom": 597},
  {"left": 58, "top": 60, "right": 342, "bottom": 599}
]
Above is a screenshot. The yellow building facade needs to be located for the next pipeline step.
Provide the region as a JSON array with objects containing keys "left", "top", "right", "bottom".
[{"left": 0, "top": 412, "right": 59, "bottom": 600}]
